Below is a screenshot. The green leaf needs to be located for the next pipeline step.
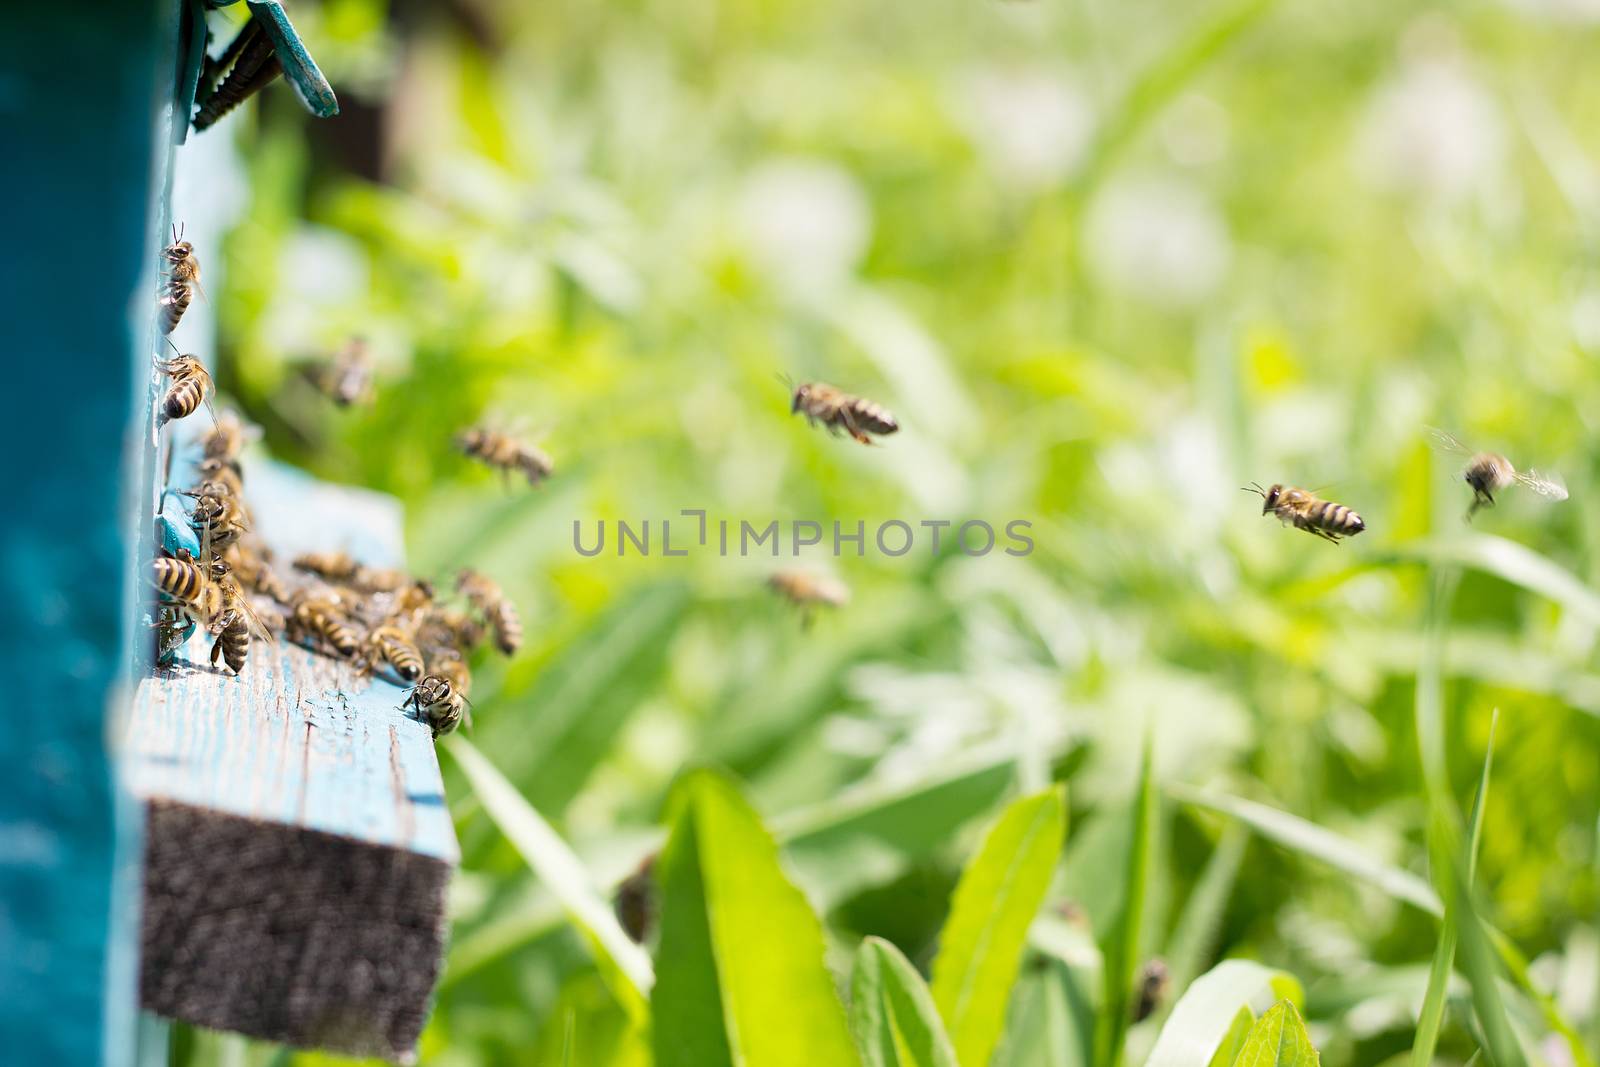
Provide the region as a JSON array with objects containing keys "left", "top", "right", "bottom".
[
  {"left": 852, "top": 936, "right": 960, "bottom": 1067},
  {"left": 652, "top": 770, "right": 861, "bottom": 1067},
  {"left": 1146, "top": 960, "right": 1303, "bottom": 1067},
  {"left": 1411, "top": 711, "right": 1496, "bottom": 1067},
  {"left": 1170, "top": 786, "right": 1440, "bottom": 916},
  {"left": 445, "top": 738, "right": 653, "bottom": 1018},
  {"left": 1095, "top": 741, "right": 1156, "bottom": 1067},
  {"left": 931, "top": 787, "right": 1066, "bottom": 1067},
  {"left": 1229, "top": 1000, "right": 1320, "bottom": 1067},
  {"left": 1206, "top": 1007, "right": 1254, "bottom": 1067}
]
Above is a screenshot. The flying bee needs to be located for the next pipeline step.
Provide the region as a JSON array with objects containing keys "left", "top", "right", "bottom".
[
  {"left": 367, "top": 622, "right": 425, "bottom": 683},
  {"left": 286, "top": 593, "right": 363, "bottom": 660},
  {"left": 787, "top": 379, "right": 899, "bottom": 445},
  {"left": 293, "top": 551, "right": 362, "bottom": 583},
  {"left": 1243, "top": 483, "right": 1366, "bottom": 543},
  {"left": 457, "top": 569, "right": 521, "bottom": 655},
  {"left": 158, "top": 224, "right": 201, "bottom": 334},
  {"left": 402, "top": 674, "right": 471, "bottom": 738},
  {"left": 457, "top": 427, "right": 554, "bottom": 487},
  {"left": 155, "top": 343, "right": 215, "bottom": 428},
  {"left": 614, "top": 853, "right": 659, "bottom": 945},
  {"left": 315, "top": 337, "right": 374, "bottom": 408},
  {"left": 1133, "top": 958, "right": 1170, "bottom": 1023},
  {"left": 1428, "top": 428, "right": 1568, "bottom": 521},
  {"left": 208, "top": 573, "right": 275, "bottom": 675},
  {"left": 769, "top": 570, "right": 850, "bottom": 614}
]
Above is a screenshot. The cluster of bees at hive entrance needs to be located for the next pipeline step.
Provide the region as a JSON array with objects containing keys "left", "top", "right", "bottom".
[{"left": 147, "top": 233, "right": 522, "bottom": 739}]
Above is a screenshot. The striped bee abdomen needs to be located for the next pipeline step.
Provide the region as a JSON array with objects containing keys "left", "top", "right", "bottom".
[
  {"left": 153, "top": 555, "right": 208, "bottom": 603},
  {"left": 370, "top": 625, "right": 424, "bottom": 682},
  {"left": 160, "top": 377, "right": 205, "bottom": 426},
  {"left": 210, "top": 612, "right": 250, "bottom": 674},
  {"left": 490, "top": 602, "right": 522, "bottom": 655},
  {"left": 846, "top": 398, "right": 898, "bottom": 436}
]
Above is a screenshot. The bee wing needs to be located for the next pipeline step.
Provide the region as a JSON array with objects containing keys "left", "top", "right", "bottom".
[
  {"left": 1426, "top": 427, "right": 1473, "bottom": 457},
  {"left": 236, "top": 593, "right": 278, "bottom": 643},
  {"left": 1513, "top": 467, "right": 1569, "bottom": 500}
]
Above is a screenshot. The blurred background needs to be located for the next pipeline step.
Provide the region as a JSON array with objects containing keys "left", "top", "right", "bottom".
[{"left": 185, "top": 0, "right": 1600, "bottom": 1062}]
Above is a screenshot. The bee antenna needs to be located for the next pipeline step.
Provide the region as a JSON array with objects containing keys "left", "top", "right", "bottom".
[
  {"left": 1240, "top": 483, "right": 1266, "bottom": 497},
  {"left": 774, "top": 371, "right": 796, "bottom": 391},
  {"left": 164, "top": 335, "right": 182, "bottom": 356}
]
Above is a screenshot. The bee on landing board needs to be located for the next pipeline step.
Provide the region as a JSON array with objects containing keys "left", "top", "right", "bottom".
[
  {"left": 402, "top": 674, "right": 471, "bottom": 738},
  {"left": 1243, "top": 483, "right": 1366, "bottom": 543},
  {"left": 788, "top": 379, "right": 898, "bottom": 445},
  {"left": 1428, "top": 428, "right": 1568, "bottom": 521},
  {"left": 208, "top": 572, "right": 275, "bottom": 675},
  {"left": 457, "top": 427, "right": 554, "bottom": 487},
  {"left": 286, "top": 591, "right": 363, "bottom": 660},
  {"left": 366, "top": 622, "right": 425, "bottom": 684},
  {"left": 158, "top": 224, "right": 201, "bottom": 335}
]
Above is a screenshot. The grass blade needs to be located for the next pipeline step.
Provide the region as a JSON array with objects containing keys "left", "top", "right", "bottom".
[
  {"left": 1411, "top": 712, "right": 1496, "bottom": 1067},
  {"left": 1095, "top": 740, "right": 1156, "bottom": 1067},
  {"left": 446, "top": 738, "right": 653, "bottom": 1016},
  {"left": 1444, "top": 817, "right": 1526, "bottom": 1067},
  {"left": 1146, "top": 959, "right": 1303, "bottom": 1067},
  {"left": 1230, "top": 1000, "right": 1320, "bottom": 1067},
  {"left": 1390, "top": 535, "right": 1600, "bottom": 626},
  {"left": 931, "top": 787, "right": 1066, "bottom": 1067},
  {"left": 852, "top": 936, "right": 961, "bottom": 1067},
  {"left": 652, "top": 770, "right": 860, "bottom": 1067},
  {"left": 1169, "top": 785, "right": 1440, "bottom": 915},
  {"left": 1165, "top": 825, "right": 1249, "bottom": 992}
]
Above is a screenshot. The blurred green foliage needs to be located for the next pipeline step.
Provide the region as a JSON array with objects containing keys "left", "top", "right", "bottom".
[{"left": 185, "top": 0, "right": 1600, "bottom": 1062}]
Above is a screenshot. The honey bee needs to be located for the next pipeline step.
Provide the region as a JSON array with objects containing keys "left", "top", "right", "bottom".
[
  {"left": 158, "top": 225, "right": 201, "bottom": 335},
  {"left": 367, "top": 623, "right": 425, "bottom": 683},
  {"left": 417, "top": 606, "right": 485, "bottom": 656},
  {"left": 227, "top": 540, "right": 288, "bottom": 603},
  {"left": 316, "top": 337, "right": 374, "bottom": 408},
  {"left": 152, "top": 548, "right": 224, "bottom": 631},
  {"left": 614, "top": 853, "right": 658, "bottom": 945},
  {"left": 293, "top": 551, "right": 362, "bottom": 583},
  {"left": 789, "top": 380, "right": 899, "bottom": 445},
  {"left": 193, "top": 20, "right": 283, "bottom": 132},
  {"left": 769, "top": 570, "right": 850, "bottom": 612},
  {"left": 203, "top": 411, "right": 256, "bottom": 465},
  {"left": 182, "top": 480, "right": 249, "bottom": 550},
  {"left": 426, "top": 652, "right": 472, "bottom": 697},
  {"left": 155, "top": 345, "right": 215, "bottom": 428},
  {"left": 208, "top": 574, "right": 275, "bottom": 675},
  {"left": 1428, "top": 428, "right": 1568, "bottom": 521},
  {"left": 1132, "top": 958, "right": 1170, "bottom": 1023},
  {"left": 457, "top": 428, "right": 554, "bottom": 487},
  {"left": 1243, "top": 483, "right": 1366, "bottom": 543},
  {"left": 286, "top": 593, "right": 363, "bottom": 660},
  {"left": 402, "top": 675, "right": 471, "bottom": 738},
  {"left": 457, "top": 569, "right": 521, "bottom": 655}
]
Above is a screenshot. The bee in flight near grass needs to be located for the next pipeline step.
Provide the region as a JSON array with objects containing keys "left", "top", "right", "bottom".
[
  {"left": 155, "top": 342, "right": 214, "bottom": 428},
  {"left": 457, "top": 568, "right": 522, "bottom": 655},
  {"left": 787, "top": 379, "right": 899, "bottom": 445},
  {"left": 402, "top": 674, "right": 471, "bottom": 738},
  {"left": 312, "top": 337, "right": 374, "bottom": 408},
  {"left": 769, "top": 570, "right": 850, "bottom": 627},
  {"left": 1427, "top": 428, "right": 1568, "bottom": 521},
  {"left": 158, "top": 224, "right": 201, "bottom": 335},
  {"left": 1243, "top": 483, "right": 1366, "bottom": 543},
  {"left": 458, "top": 427, "right": 554, "bottom": 487}
]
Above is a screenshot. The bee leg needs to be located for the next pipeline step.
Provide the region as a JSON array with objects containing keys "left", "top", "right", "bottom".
[{"left": 839, "top": 408, "right": 872, "bottom": 446}]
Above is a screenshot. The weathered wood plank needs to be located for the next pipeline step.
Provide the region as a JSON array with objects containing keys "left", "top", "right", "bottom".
[{"left": 129, "top": 460, "right": 456, "bottom": 1059}]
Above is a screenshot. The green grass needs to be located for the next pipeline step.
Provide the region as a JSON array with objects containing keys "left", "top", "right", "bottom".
[{"left": 178, "top": 0, "right": 1600, "bottom": 1062}]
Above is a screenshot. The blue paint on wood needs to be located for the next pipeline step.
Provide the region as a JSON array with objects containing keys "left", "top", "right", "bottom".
[
  {"left": 245, "top": 1, "right": 339, "bottom": 118},
  {"left": 0, "top": 4, "right": 173, "bottom": 1065}
]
